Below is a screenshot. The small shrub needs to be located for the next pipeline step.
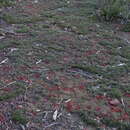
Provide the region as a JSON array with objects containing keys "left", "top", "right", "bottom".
[{"left": 96, "top": 0, "right": 130, "bottom": 22}]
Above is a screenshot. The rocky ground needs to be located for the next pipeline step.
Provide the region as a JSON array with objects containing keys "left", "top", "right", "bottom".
[{"left": 0, "top": 0, "right": 130, "bottom": 129}]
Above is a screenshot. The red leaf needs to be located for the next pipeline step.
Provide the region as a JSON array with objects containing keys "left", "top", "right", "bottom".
[
  {"left": 62, "top": 87, "right": 75, "bottom": 92},
  {"left": 33, "top": 73, "right": 41, "bottom": 78},
  {"left": 66, "top": 101, "right": 75, "bottom": 112}
]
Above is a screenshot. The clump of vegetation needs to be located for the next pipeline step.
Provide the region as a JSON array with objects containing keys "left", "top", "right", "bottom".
[
  {"left": 101, "top": 117, "right": 130, "bottom": 129},
  {"left": 96, "top": 0, "right": 130, "bottom": 22},
  {"left": 0, "top": 88, "right": 25, "bottom": 101},
  {"left": 71, "top": 64, "right": 104, "bottom": 75},
  {"left": 121, "top": 22, "right": 130, "bottom": 32},
  {"left": 76, "top": 111, "right": 98, "bottom": 127},
  {"left": 0, "top": 0, "right": 15, "bottom": 7},
  {"left": 11, "top": 110, "right": 28, "bottom": 125},
  {"left": 108, "top": 88, "right": 122, "bottom": 98}
]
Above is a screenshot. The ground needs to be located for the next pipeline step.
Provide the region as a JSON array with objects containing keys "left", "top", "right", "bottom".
[{"left": 0, "top": 0, "right": 130, "bottom": 130}]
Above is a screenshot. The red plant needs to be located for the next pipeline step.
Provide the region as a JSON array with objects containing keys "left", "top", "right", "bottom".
[
  {"left": 78, "top": 85, "right": 85, "bottom": 90},
  {"left": 100, "top": 63, "right": 108, "bottom": 67},
  {"left": 75, "top": 104, "right": 81, "bottom": 110},
  {"left": 121, "top": 113, "right": 129, "bottom": 120},
  {"left": 110, "top": 107, "right": 122, "bottom": 113},
  {"left": 62, "top": 87, "right": 75, "bottom": 93},
  {"left": 17, "top": 76, "right": 32, "bottom": 84},
  {"left": 2, "top": 65, "right": 12, "bottom": 72},
  {"left": 17, "top": 76, "right": 28, "bottom": 81},
  {"left": 0, "top": 113, "right": 5, "bottom": 123},
  {"left": 52, "top": 103, "right": 60, "bottom": 109},
  {"left": 66, "top": 101, "right": 75, "bottom": 112},
  {"left": 95, "top": 95, "right": 105, "bottom": 100},
  {"left": 124, "top": 93, "right": 130, "bottom": 97},
  {"left": 84, "top": 49, "right": 97, "bottom": 56},
  {"left": 33, "top": 73, "right": 41, "bottom": 78},
  {"left": 29, "top": 110, "right": 37, "bottom": 116},
  {"left": 86, "top": 105, "right": 92, "bottom": 110},
  {"left": 48, "top": 86, "right": 60, "bottom": 91},
  {"left": 2, "top": 87, "right": 12, "bottom": 92},
  {"left": 95, "top": 106, "right": 101, "bottom": 111},
  {"left": 20, "top": 65, "right": 28, "bottom": 71}
]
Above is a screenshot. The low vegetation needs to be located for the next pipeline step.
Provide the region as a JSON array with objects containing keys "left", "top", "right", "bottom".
[{"left": 96, "top": 0, "right": 130, "bottom": 22}]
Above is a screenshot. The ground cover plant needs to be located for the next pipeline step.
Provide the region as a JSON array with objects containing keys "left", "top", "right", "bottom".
[
  {"left": 96, "top": 0, "right": 130, "bottom": 22},
  {"left": 0, "top": 0, "right": 130, "bottom": 129},
  {"left": 0, "top": 0, "right": 15, "bottom": 7}
]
